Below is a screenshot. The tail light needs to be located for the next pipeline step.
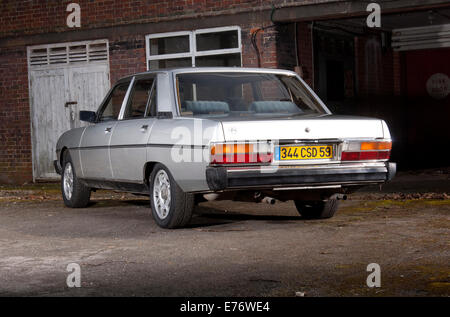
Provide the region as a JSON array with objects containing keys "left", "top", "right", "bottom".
[
  {"left": 210, "top": 142, "right": 273, "bottom": 165},
  {"left": 341, "top": 141, "right": 392, "bottom": 161}
]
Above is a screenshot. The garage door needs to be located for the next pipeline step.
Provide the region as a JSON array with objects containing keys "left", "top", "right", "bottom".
[
  {"left": 27, "top": 40, "right": 110, "bottom": 179},
  {"left": 403, "top": 47, "right": 450, "bottom": 168}
]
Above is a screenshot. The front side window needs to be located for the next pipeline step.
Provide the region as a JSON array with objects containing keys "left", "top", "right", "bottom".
[
  {"left": 176, "top": 72, "right": 326, "bottom": 118},
  {"left": 123, "top": 78, "right": 155, "bottom": 119},
  {"left": 98, "top": 82, "right": 130, "bottom": 122},
  {"left": 146, "top": 27, "right": 241, "bottom": 70}
]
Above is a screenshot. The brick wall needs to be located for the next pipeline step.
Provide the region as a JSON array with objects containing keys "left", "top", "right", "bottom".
[
  {"left": 241, "top": 23, "right": 280, "bottom": 69},
  {"left": 106, "top": 21, "right": 282, "bottom": 83},
  {"left": 0, "top": 0, "right": 333, "bottom": 38},
  {"left": 0, "top": 47, "right": 32, "bottom": 184},
  {"left": 276, "top": 23, "right": 297, "bottom": 71},
  {"left": 109, "top": 35, "right": 147, "bottom": 83},
  {"left": 296, "top": 22, "right": 313, "bottom": 87},
  {"left": 0, "top": 1, "right": 289, "bottom": 184},
  {"left": 2, "top": 0, "right": 416, "bottom": 183}
]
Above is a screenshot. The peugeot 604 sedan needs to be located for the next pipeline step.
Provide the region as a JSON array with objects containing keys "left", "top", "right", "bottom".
[{"left": 54, "top": 67, "right": 396, "bottom": 228}]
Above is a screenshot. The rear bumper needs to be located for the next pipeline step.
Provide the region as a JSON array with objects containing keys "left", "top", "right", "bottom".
[
  {"left": 53, "top": 160, "right": 62, "bottom": 175},
  {"left": 206, "top": 162, "right": 396, "bottom": 191}
]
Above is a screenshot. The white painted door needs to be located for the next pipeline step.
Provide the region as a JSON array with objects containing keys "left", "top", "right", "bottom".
[
  {"left": 28, "top": 40, "right": 110, "bottom": 179},
  {"left": 29, "top": 68, "right": 67, "bottom": 179},
  {"left": 68, "top": 65, "right": 110, "bottom": 129}
]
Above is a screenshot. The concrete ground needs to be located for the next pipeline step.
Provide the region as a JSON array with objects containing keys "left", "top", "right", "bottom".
[{"left": 0, "top": 169, "right": 449, "bottom": 296}]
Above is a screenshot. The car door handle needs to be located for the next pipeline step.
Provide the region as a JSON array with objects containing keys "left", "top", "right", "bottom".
[
  {"left": 104, "top": 127, "right": 112, "bottom": 133},
  {"left": 140, "top": 125, "right": 148, "bottom": 132}
]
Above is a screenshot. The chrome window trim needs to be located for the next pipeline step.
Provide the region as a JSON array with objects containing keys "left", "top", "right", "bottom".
[
  {"left": 144, "top": 79, "right": 157, "bottom": 117},
  {"left": 118, "top": 76, "right": 136, "bottom": 120}
]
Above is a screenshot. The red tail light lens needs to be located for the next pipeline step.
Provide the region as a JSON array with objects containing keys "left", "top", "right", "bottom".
[
  {"left": 341, "top": 141, "right": 391, "bottom": 161},
  {"left": 210, "top": 143, "right": 273, "bottom": 165},
  {"left": 211, "top": 153, "right": 273, "bottom": 164},
  {"left": 342, "top": 151, "right": 391, "bottom": 161},
  {"left": 341, "top": 151, "right": 360, "bottom": 161}
]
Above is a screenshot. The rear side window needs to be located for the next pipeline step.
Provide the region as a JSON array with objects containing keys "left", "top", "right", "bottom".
[
  {"left": 124, "top": 78, "right": 155, "bottom": 119},
  {"left": 98, "top": 82, "right": 130, "bottom": 122}
]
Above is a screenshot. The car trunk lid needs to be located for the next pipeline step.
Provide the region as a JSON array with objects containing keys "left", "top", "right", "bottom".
[{"left": 218, "top": 115, "right": 384, "bottom": 141}]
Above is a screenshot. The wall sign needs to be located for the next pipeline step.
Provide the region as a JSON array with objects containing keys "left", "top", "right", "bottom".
[{"left": 426, "top": 73, "right": 449, "bottom": 100}]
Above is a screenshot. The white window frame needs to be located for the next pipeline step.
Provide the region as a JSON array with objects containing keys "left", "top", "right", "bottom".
[{"left": 145, "top": 26, "right": 242, "bottom": 70}]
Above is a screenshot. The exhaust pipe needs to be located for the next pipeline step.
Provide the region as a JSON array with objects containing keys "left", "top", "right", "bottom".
[
  {"left": 262, "top": 196, "right": 276, "bottom": 205},
  {"left": 332, "top": 194, "right": 347, "bottom": 200},
  {"left": 254, "top": 192, "right": 275, "bottom": 204},
  {"left": 203, "top": 193, "right": 219, "bottom": 201}
]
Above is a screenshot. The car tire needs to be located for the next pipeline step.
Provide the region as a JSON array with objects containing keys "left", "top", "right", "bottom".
[
  {"left": 149, "top": 163, "right": 194, "bottom": 229},
  {"left": 61, "top": 151, "right": 91, "bottom": 208},
  {"left": 294, "top": 199, "right": 339, "bottom": 219}
]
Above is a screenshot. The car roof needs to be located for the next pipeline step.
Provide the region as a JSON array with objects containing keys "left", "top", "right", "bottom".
[{"left": 116, "top": 67, "right": 298, "bottom": 83}]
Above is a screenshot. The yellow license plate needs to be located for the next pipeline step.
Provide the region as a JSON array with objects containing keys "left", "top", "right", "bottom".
[{"left": 276, "top": 145, "right": 333, "bottom": 160}]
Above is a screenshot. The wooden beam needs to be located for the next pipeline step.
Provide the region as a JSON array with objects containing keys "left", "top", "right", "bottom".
[{"left": 272, "top": 0, "right": 450, "bottom": 22}]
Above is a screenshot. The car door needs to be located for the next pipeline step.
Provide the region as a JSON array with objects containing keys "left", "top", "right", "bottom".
[
  {"left": 109, "top": 76, "right": 157, "bottom": 182},
  {"left": 79, "top": 80, "right": 132, "bottom": 180}
]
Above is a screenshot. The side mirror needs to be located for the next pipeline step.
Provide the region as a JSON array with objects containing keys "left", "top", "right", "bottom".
[{"left": 80, "top": 110, "right": 96, "bottom": 123}]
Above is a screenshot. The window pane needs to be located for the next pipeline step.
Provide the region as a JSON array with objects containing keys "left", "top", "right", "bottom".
[
  {"left": 149, "top": 35, "right": 190, "bottom": 55},
  {"left": 146, "top": 84, "right": 157, "bottom": 117},
  {"left": 176, "top": 73, "right": 325, "bottom": 118},
  {"left": 124, "top": 79, "right": 154, "bottom": 119},
  {"left": 149, "top": 58, "right": 192, "bottom": 70},
  {"left": 99, "top": 83, "right": 129, "bottom": 121},
  {"left": 196, "top": 30, "right": 239, "bottom": 51},
  {"left": 195, "top": 53, "right": 241, "bottom": 67},
  {"left": 260, "top": 79, "right": 291, "bottom": 101}
]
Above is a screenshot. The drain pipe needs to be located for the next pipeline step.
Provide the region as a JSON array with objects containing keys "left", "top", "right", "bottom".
[{"left": 311, "top": 20, "right": 315, "bottom": 90}]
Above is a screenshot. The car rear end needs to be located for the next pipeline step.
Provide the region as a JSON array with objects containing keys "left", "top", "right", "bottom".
[
  {"left": 174, "top": 68, "right": 396, "bottom": 214},
  {"left": 205, "top": 119, "right": 396, "bottom": 194}
]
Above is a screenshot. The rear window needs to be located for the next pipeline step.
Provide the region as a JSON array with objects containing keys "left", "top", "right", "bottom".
[{"left": 176, "top": 72, "right": 326, "bottom": 118}]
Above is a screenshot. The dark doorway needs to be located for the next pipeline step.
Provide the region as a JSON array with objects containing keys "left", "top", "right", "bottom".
[
  {"left": 313, "top": 29, "right": 356, "bottom": 114},
  {"left": 326, "top": 60, "right": 345, "bottom": 101}
]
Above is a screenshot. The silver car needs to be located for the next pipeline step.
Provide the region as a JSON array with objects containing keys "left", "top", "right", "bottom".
[{"left": 54, "top": 67, "right": 396, "bottom": 228}]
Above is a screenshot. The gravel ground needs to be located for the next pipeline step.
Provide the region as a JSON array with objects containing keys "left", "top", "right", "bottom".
[
  {"left": 0, "top": 169, "right": 448, "bottom": 296},
  {"left": 0, "top": 200, "right": 448, "bottom": 296}
]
